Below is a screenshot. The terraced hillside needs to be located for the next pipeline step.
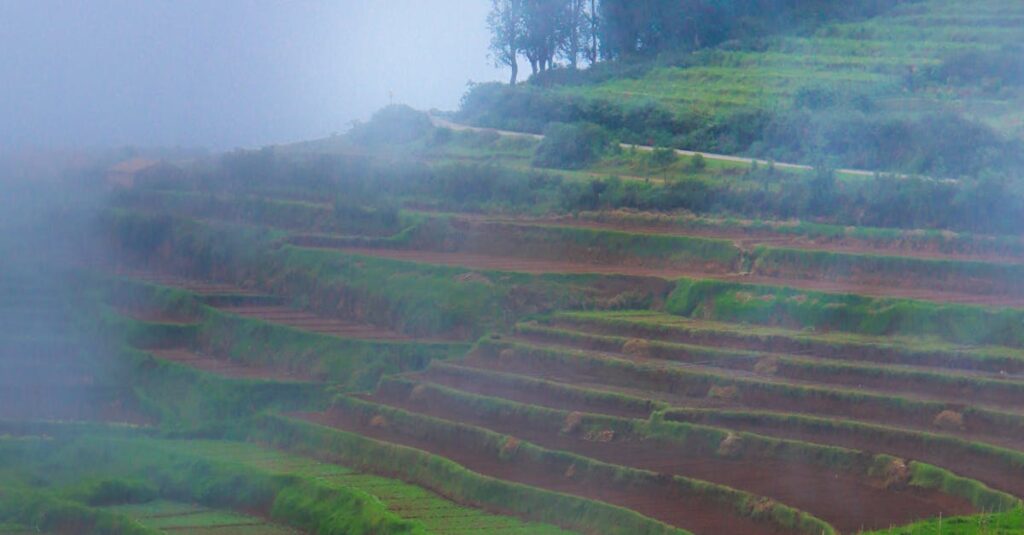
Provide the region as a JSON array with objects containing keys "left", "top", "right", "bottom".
[
  {"left": 57, "top": 108, "right": 1019, "bottom": 533},
  {"left": 460, "top": 0, "right": 1024, "bottom": 176},
  {"left": 562, "top": 1, "right": 1024, "bottom": 127},
  {"left": 5, "top": 2, "right": 1024, "bottom": 532}
]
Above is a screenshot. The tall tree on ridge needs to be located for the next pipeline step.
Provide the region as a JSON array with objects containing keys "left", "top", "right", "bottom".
[
  {"left": 522, "top": 0, "right": 565, "bottom": 74},
  {"left": 487, "top": 0, "right": 526, "bottom": 85},
  {"left": 562, "top": 0, "right": 586, "bottom": 69},
  {"left": 588, "top": 0, "right": 599, "bottom": 64}
]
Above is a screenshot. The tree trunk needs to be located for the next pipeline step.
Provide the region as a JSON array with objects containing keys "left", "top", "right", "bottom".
[
  {"left": 590, "top": 0, "right": 597, "bottom": 64},
  {"left": 509, "top": 58, "right": 518, "bottom": 85}
]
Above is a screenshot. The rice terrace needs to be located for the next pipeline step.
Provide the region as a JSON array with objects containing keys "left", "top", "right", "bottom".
[{"left": 3, "top": 0, "right": 1024, "bottom": 534}]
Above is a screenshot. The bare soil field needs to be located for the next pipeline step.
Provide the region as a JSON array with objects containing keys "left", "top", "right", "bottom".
[
  {"left": 546, "top": 315, "right": 1024, "bottom": 376},
  {"left": 149, "top": 348, "right": 318, "bottom": 382},
  {"left": 333, "top": 247, "right": 1024, "bottom": 307},
  {"left": 514, "top": 331, "right": 1024, "bottom": 410},
  {"left": 214, "top": 304, "right": 409, "bottom": 340},
  {"left": 366, "top": 387, "right": 976, "bottom": 533},
  {"left": 116, "top": 270, "right": 266, "bottom": 296},
  {"left": 501, "top": 215, "right": 1024, "bottom": 265},
  {"left": 457, "top": 349, "right": 1024, "bottom": 452},
  {"left": 295, "top": 409, "right": 787, "bottom": 535},
  {"left": 664, "top": 411, "right": 1024, "bottom": 499},
  {"left": 419, "top": 363, "right": 658, "bottom": 419}
]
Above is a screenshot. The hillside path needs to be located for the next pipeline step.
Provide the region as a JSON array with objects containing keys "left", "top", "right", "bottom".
[{"left": 430, "top": 115, "right": 956, "bottom": 184}]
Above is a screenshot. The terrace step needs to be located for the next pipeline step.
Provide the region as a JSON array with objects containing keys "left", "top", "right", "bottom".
[
  {"left": 466, "top": 339, "right": 1024, "bottom": 452},
  {"left": 663, "top": 408, "right": 1024, "bottom": 501},
  {"left": 420, "top": 360, "right": 662, "bottom": 419},
  {"left": 177, "top": 440, "right": 573, "bottom": 535},
  {"left": 297, "top": 398, "right": 825, "bottom": 535},
  {"left": 314, "top": 240, "right": 1024, "bottom": 307},
  {"left": 371, "top": 376, "right": 978, "bottom": 533},
  {"left": 213, "top": 304, "right": 409, "bottom": 340},
  {"left": 115, "top": 270, "right": 269, "bottom": 297},
  {"left": 514, "top": 325, "right": 1024, "bottom": 410},
  {"left": 459, "top": 212, "right": 1024, "bottom": 265},
  {"left": 149, "top": 348, "right": 320, "bottom": 383},
  {"left": 545, "top": 312, "right": 1024, "bottom": 376}
]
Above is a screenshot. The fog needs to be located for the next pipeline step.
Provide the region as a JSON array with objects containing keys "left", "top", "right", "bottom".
[{"left": 0, "top": 0, "right": 501, "bottom": 150}]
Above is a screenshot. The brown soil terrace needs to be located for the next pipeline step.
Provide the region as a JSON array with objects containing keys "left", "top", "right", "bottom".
[
  {"left": 294, "top": 409, "right": 785, "bottom": 535},
  {"left": 331, "top": 247, "right": 1024, "bottom": 307},
  {"left": 419, "top": 363, "right": 656, "bottom": 419},
  {"left": 455, "top": 350, "right": 1024, "bottom": 452},
  {"left": 114, "top": 270, "right": 412, "bottom": 341},
  {"left": 546, "top": 316, "right": 1024, "bottom": 377},
  {"left": 214, "top": 304, "right": 408, "bottom": 341},
  {"left": 664, "top": 412, "right": 1024, "bottom": 500},
  {"left": 366, "top": 385, "right": 976, "bottom": 533},
  {"left": 515, "top": 331, "right": 1024, "bottom": 411},
  {"left": 115, "top": 270, "right": 265, "bottom": 296},
  {"left": 149, "top": 348, "right": 317, "bottom": 382},
  {"left": 486, "top": 214, "right": 1024, "bottom": 265}
]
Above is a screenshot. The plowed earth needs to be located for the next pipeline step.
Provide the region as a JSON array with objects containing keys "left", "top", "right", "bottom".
[
  {"left": 214, "top": 305, "right": 408, "bottom": 340},
  {"left": 330, "top": 248, "right": 1024, "bottom": 307},
  {"left": 149, "top": 348, "right": 318, "bottom": 382},
  {"left": 366, "top": 387, "right": 976, "bottom": 533},
  {"left": 294, "top": 410, "right": 785, "bottom": 535}
]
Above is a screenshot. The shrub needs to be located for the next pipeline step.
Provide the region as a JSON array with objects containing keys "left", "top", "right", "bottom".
[
  {"left": 533, "top": 122, "right": 613, "bottom": 169},
  {"left": 688, "top": 153, "right": 707, "bottom": 173},
  {"left": 349, "top": 105, "right": 434, "bottom": 145},
  {"left": 933, "top": 410, "right": 965, "bottom": 431},
  {"left": 649, "top": 147, "right": 678, "bottom": 168}
]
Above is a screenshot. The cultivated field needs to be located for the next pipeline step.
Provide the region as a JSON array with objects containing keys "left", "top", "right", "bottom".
[{"left": 3, "top": 1, "right": 1024, "bottom": 533}]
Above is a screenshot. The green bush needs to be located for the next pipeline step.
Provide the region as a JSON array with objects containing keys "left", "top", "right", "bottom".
[
  {"left": 650, "top": 147, "right": 678, "bottom": 168},
  {"left": 350, "top": 105, "right": 434, "bottom": 145},
  {"left": 533, "top": 122, "right": 613, "bottom": 169}
]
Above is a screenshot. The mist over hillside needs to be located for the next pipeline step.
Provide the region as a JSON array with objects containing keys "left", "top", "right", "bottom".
[{"left": 1, "top": 2, "right": 1023, "bottom": 534}]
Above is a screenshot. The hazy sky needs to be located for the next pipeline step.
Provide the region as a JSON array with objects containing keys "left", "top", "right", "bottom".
[{"left": 0, "top": 0, "right": 502, "bottom": 149}]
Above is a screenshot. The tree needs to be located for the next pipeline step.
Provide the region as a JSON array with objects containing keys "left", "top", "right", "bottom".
[
  {"left": 560, "top": 0, "right": 586, "bottom": 69},
  {"left": 487, "top": 0, "right": 525, "bottom": 85},
  {"left": 587, "top": 0, "right": 599, "bottom": 64},
  {"left": 522, "top": 0, "right": 565, "bottom": 74}
]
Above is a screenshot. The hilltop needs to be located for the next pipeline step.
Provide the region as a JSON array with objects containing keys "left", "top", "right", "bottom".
[{"left": 464, "top": 0, "right": 1024, "bottom": 177}]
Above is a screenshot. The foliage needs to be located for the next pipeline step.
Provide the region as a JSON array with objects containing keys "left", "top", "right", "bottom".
[
  {"left": 533, "top": 122, "right": 613, "bottom": 169},
  {"left": 349, "top": 105, "right": 434, "bottom": 146},
  {"left": 0, "top": 436, "right": 422, "bottom": 535}
]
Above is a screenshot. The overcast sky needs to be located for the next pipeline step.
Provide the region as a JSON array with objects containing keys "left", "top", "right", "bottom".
[{"left": 0, "top": 0, "right": 502, "bottom": 149}]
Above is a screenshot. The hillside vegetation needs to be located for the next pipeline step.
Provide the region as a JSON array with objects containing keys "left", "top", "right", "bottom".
[
  {"left": 464, "top": 0, "right": 1024, "bottom": 177},
  {"left": 4, "top": 1, "right": 1024, "bottom": 534}
]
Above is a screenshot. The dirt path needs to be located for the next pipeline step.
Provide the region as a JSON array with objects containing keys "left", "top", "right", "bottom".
[
  {"left": 429, "top": 116, "right": 959, "bottom": 184},
  {"left": 295, "top": 410, "right": 786, "bottom": 535},
  {"left": 332, "top": 247, "right": 1024, "bottom": 307},
  {"left": 367, "top": 387, "right": 975, "bottom": 533}
]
